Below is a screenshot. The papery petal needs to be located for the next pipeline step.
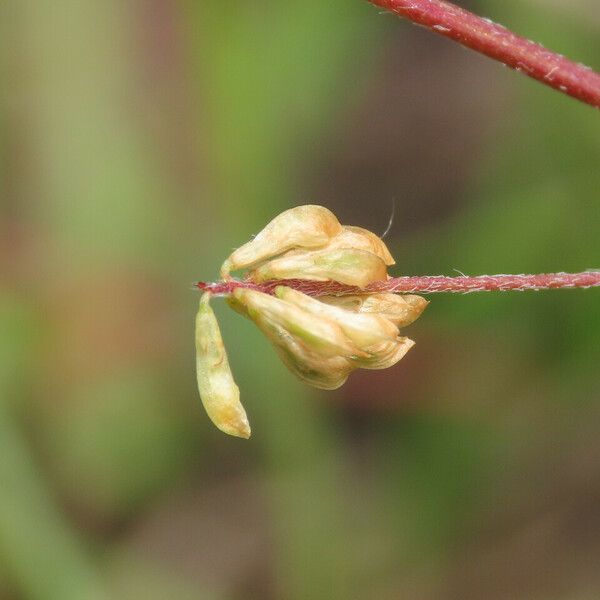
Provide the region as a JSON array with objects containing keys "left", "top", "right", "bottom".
[
  {"left": 328, "top": 226, "right": 395, "bottom": 266},
  {"left": 318, "top": 295, "right": 364, "bottom": 312},
  {"left": 232, "top": 288, "right": 363, "bottom": 358},
  {"left": 321, "top": 293, "right": 428, "bottom": 328},
  {"left": 359, "top": 293, "right": 428, "bottom": 327},
  {"left": 253, "top": 312, "right": 354, "bottom": 390},
  {"left": 275, "top": 286, "right": 399, "bottom": 348},
  {"left": 351, "top": 337, "right": 415, "bottom": 370},
  {"left": 220, "top": 205, "right": 342, "bottom": 278},
  {"left": 250, "top": 247, "right": 388, "bottom": 288}
]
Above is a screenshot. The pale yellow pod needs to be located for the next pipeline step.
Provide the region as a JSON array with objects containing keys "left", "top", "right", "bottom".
[
  {"left": 351, "top": 337, "right": 415, "bottom": 370},
  {"left": 195, "top": 293, "right": 250, "bottom": 439},
  {"left": 220, "top": 205, "right": 342, "bottom": 278},
  {"left": 275, "top": 286, "right": 399, "bottom": 348},
  {"left": 327, "top": 226, "right": 395, "bottom": 266},
  {"left": 232, "top": 288, "right": 363, "bottom": 358},
  {"left": 250, "top": 247, "right": 388, "bottom": 288},
  {"left": 252, "top": 311, "right": 354, "bottom": 390}
]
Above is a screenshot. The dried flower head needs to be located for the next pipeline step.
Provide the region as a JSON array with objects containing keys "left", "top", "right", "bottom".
[{"left": 195, "top": 205, "right": 428, "bottom": 438}]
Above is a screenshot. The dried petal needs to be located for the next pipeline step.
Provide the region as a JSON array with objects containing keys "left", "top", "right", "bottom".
[
  {"left": 321, "top": 293, "right": 428, "bottom": 328},
  {"left": 275, "top": 286, "right": 399, "bottom": 348},
  {"left": 351, "top": 337, "right": 415, "bottom": 370},
  {"left": 318, "top": 295, "right": 365, "bottom": 312},
  {"left": 252, "top": 311, "right": 354, "bottom": 390},
  {"left": 327, "top": 226, "right": 395, "bottom": 266},
  {"left": 232, "top": 288, "right": 363, "bottom": 358},
  {"left": 220, "top": 205, "right": 342, "bottom": 278},
  {"left": 195, "top": 293, "right": 250, "bottom": 438},
  {"left": 359, "top": 294, "right": 428, "bottom": 327},
  {"left": 250, "top": 247, "right": 388, "bottom": 288}
]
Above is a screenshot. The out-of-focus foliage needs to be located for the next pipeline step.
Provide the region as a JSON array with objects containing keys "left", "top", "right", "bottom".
[{"left": 1, "top": 1, "right": 599, "bottom": 598}]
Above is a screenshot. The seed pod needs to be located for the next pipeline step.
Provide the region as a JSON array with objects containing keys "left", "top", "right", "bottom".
[
  {"left": 195, "top": 293, "right": 250, "bottom": 439},
  {"left": 321, "top": 293, "right": 428, "bottom": 328},
  {"left": 351, "top": 337, "right": 415, "bottom": 370},
  {"left": 275, "top": 286, "right": 399, "bottom": 348},
  {"left": 220, "top": 205, "right": 342, "bottom": 278},
  {"left": 252, "top": 311, "right": 354, "bottom": 390},
  {"left": 250, "top": 247, "right": 388, "bottom": 288},
  {"left": 233, "top": 288, "right": 363, "bottom": 358}
]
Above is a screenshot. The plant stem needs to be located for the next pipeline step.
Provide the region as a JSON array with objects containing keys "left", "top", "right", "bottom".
[
  {"left": 368, "top": 0, "right": 600, "bottom": 109},
  {"left": 197, "top": 271, "right": 600, "bottom": 297}
]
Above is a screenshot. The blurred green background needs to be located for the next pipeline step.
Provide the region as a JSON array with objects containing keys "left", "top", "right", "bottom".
[{"left": 1, "top": 1, "right": 599, "bottom": 598}]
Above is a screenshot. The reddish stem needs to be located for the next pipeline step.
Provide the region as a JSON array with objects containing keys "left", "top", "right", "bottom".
[
  {"left": 196, "top": 272, "right": 600, "bottom": 297},
  {"left": 368, "top": 0, "right": 600, "bottom": 109}
]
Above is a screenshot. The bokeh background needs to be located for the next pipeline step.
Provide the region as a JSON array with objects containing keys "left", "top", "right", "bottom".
[{"left": 2, "top": 1, "right": 600, "bottom": 598}]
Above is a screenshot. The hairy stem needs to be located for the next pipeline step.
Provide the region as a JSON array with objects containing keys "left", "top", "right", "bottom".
[
  {"left": 197, "top": 271, "right": 600, "bottom": 297},
  {"left": 368, "top": 0, "right": 600, "bottom": 109}
]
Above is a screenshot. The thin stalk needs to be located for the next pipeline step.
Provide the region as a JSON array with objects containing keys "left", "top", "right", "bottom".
[
  {"left": 368, "top": 0, "right": 600, "bottom": 109},
  {"left": 197, "top": 271, "right": 600, "bottom": 296}
]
